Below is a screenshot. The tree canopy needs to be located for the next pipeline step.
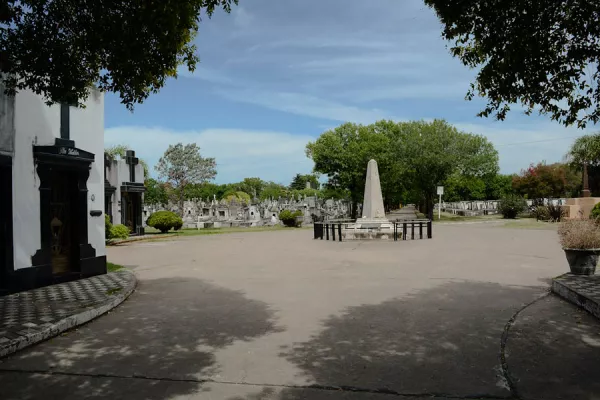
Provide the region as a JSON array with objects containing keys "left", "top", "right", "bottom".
[
  {"left": 289, "top": 174, "right": 320, "bottom": 191},
  {"left": 425, "top": 0, "right": 600, "bottom": 128},
  {"left": 512, "top": 162, "right": 581, "bottom": 200},
  {"left": 1, "top": 0, "right": 238, "bottom": 109},
  {"left": 155, "top": 143, "right": 216, "bottom": 215},
  {"left": 306, "top": 120, "right": 499, "bottom": 216}
]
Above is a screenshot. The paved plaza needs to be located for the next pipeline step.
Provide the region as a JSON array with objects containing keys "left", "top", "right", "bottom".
[{"left": 1, "top": 223, "right": 599, "bottom": 399}]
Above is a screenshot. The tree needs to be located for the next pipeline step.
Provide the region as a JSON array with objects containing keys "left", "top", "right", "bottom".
[
  {"left": 144, "top": 178, "right": 169, "bottom": 205},
  {"left": 260, "top": 182, "right": 288, "bottom": 200},
  {"left": 512, "top": 162, "right": 581, "bottom": 201},
  {"left": 485, "top": 174, "right": 515, "bottom": 200},
  {"left": 568, "top": 133, "right": 600, "bottom": 196},
  {"left": 395, "top": 120, "right": 498, "bottom": 216},
  {"left": 443, "top": 174, "right": 486, "bottom": 202},
  {"left": 425, "top": 0, "right": 600, "bottom": 128},
  {"left": 306, "top": 121, "right": 399, "bottom": 217},
  {"left": 290, "top": 174, "right": 320, "bottom": 191},
  {"left": 155, "top": 143, "right": 216, "bottom": 216},
  {"left": 238, "top": 178, "right": 266, "bottom": 199},
  {"left": 1, "top": 0, "right": 238, "bottom": 109},
  {"left": 104, "top": 144, "right": 150, "bottom": 178}
]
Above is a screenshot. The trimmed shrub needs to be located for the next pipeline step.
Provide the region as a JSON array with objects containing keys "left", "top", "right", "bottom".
[
  {"left": 147, "top": 210, "right": 184, "bottom": 233},
  {"left": 174, "top": 219, "right": 183, "bottom": 231},
  {"left": 105, "top": 214, "right": 112, "bottom": 240},
  {"left": 110, "top": 224, "right": 130, "bottom": 239},
  {"left": 499, "top": 194, "right": 527, "bottom": 219},
  {"left": 591, "top": 202, "right": 600, "bottom": 220},
  {"left": 279, "top": 209, "right": 303, "bottom": 227}
]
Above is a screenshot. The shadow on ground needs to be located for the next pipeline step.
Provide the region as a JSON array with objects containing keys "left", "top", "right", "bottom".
[
  {"left": 507, "top": 295, "right": 600, "bottom": 400},
  {"left": 273, "top": 281, "right": 546, "bottom": 400},
  {"left": 0, "top": 277, "right": 283, "bottom": 400}
]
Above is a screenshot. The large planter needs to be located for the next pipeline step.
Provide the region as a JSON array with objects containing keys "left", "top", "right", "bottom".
[{"left": 564, "top": 248, "right": 600, "bottom": 275}]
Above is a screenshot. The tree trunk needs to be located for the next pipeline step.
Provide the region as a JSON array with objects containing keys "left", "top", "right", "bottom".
[{"left": 179, "top": 185, "right": 185, "bottom": 217}]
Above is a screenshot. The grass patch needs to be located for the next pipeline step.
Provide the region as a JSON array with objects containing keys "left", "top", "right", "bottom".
[
  {"left": 433, "top": 212, "right": 503, "bottom": 223},
  {"left": 107, "top": 262, "right": 125, "bottom": 272},
  {"left": 144, "top": 225, "right": 305, "bottom": 236},
  {"left": 499, "top": 220, "right": 560, "bottom": 230}
]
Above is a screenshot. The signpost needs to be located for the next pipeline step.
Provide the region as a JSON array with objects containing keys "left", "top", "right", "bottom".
[{"left": 437, "top": 186, "right": 444, "bottom": 220}]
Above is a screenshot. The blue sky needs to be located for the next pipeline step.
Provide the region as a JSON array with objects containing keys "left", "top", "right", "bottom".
[{"left": 104, "top": 0, "right": 595, "bottom": 184}]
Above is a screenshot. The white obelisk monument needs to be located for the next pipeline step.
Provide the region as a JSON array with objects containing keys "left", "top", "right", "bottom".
[{"left": 361, "top": 159, "right": 387, "bottom": 221}]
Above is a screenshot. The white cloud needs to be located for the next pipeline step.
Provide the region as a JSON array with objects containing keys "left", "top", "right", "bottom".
[
  {"left": 214, "top": 88, "right": 398, "bottom": 124},
  {"left": 453, "top": 121, "right": 590, "bottom": 173},
  {"left": 105, "top": 126, "right": 316, "bottom": 184}
]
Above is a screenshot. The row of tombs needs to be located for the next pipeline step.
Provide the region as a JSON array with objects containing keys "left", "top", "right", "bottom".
[{"left": 104, "top": 150, "right": 354, "bottom": 232}]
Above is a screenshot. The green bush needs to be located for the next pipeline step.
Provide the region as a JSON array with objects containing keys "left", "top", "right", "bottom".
[
  {"left": 591, "top": 202, "right": 600, "bottom": 220},
  {"left": 532, "top": 205, "right": 550, "bottom": 221},
  {"left": 279, "top": 209, "right": 303, "bottom": 227},
  {"left": 547, "top": 202, "right": 566, "bottom": 222},
  {"left": 499, "top": 195, "right": 527, "bottom": 219},
  {"left": 146, "top": 210, "right": 183, "bottom": 233},
  {"left": 174, "top": 219, "right": 183, "bottom": 231},
  {"left": 110, "top": 224, "right": 130, "bottom": 239},
  {"left": 105, "top": 214, "right": 112, "bottom": 240}
]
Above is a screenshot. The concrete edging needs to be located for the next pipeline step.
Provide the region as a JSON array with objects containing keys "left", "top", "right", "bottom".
[
  {"left": 551, "top": 274, "right": 600, "bottom": 319},
  {"left": 0, "top": 272, "right": 137, "bottom": 358}
]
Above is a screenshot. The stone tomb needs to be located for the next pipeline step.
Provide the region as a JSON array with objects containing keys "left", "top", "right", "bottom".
[{"left": 342, "top": 159, "right": 395, "bottom": 240}]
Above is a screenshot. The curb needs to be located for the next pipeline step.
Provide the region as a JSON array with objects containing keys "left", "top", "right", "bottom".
[
  {"left": 551, "top": 273, "right": 600, "bottom": 319},
  {"left": 107, "top": 235, "right": 176, "bottom": 246},
  {"left": 0, "top": 271, "right": 137, "bottom": 358}
]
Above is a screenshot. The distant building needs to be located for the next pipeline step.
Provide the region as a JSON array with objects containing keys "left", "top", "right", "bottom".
[
  {"left": 0, "top": 84, "right": 106, "bottom": 294},
  {"left": 105, "top": 150, "right": 146, "bottom": 235}
]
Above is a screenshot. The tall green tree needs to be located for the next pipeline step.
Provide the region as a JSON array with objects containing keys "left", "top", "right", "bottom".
[
  {"left": 395, "top": 120, "right": 499, "bottom": 215},
  {"left": 425, "top": 0, "right": 600, "bottom": 128},
  {"left": 144, "top": 178, "right": 169, "bottom": 205},
  {"left": 485, "top": 174, "right": 515, "bottom": 200},
  {"left": 290, "top": 174, "right": 320, "bottom": 190},
  {"left": 238, "top": 177, "right": 266, "bottom": 198},
  {"left": 1, "top": 0, "right": 238, "bottom": 109},
  {"left": 155, "top": 143, "right": 216, "bottom": 216},
  {"left": 306, "top": 122, "right": 399, "bottom": 217}
]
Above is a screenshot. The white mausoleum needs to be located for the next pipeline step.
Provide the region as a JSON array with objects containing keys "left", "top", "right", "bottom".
[{"left": 0, "top": 83, "right": 106, "bottom": 294}]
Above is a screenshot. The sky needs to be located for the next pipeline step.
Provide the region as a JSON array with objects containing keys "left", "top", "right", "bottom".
[{"left": 104, "top": 0, "right": 596, "bottom": 185}]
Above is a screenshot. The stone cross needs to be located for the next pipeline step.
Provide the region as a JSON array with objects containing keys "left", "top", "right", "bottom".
[
  {"left": 125, "top": 150, "right": 139, "bottom": 182},
  {"left": 60, "top": 103, "right": 70, "bottom": 139}
]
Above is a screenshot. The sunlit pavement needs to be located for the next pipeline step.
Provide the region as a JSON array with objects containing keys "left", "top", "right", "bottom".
[{"left": 1, "top": 224, "right": 599, "bottom": 399}]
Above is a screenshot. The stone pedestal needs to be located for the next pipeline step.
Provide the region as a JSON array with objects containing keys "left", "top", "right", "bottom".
[{"left": 561, "top": 197, "right": 600, "bottom": 219}]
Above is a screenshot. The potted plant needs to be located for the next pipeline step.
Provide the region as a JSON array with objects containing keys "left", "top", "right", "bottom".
[{"left": 558, "top": 219, "right": 600, "bottom": 275}]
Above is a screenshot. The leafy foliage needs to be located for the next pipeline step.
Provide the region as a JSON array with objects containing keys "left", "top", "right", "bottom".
[
  {"left": 146, "top": 210, "right": 184, "bottom": 233},
  {"left": 1, "top": 0, "right": 238, "bottom": 109},
  {"left": 290, "top": 174, "right": 320, "bottom": 190},
  {"left": 109, "top": 224, "right": 130, "bottom": 240},
  {"left": 499, "top": 194, "right": 527, "bottom": 219},
  {"left": 105, "top": 144, "right": 149, "bottom": 177},
  {"left": 547, "top": 203, "right": 566, "bottom": 223},
  {"left": 224, "top": 191, "right": 251, "bottom": 204},
  {"left": 156, "top": 143, "right": 216, "bottom": 216},
  {"left": 532, "top": 205, "right": 550, "bottom": 222},
  {"left": 512, "top": 162, "right": 581, "bottom": 200},
  {"left": 105, "top": 214, "right": 112, "bottom": 240},
  {"left": 425, "top": 0, "right": 600, "bottom": 128},
  {"left": 144, "top": 178, "right": 169, "bottom": 205},
  {"left": 591, "top": 203, "right": 600, "bottom": 220},
  {"left": 279, "top": 209, "right": 303, "bottom": 227}
]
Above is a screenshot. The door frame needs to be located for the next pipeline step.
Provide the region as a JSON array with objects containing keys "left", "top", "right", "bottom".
[{"left": 0, "top": 154, "right": 13, "bottom": 293}]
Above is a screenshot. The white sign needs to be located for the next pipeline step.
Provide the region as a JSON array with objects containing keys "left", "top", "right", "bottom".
[{"left": 437, "top": 186, "right": 444, "bottom": 195}]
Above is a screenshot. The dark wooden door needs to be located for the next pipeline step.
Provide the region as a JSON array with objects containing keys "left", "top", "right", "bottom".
[{"left": 49, "top": 169, "right": 79, "bottom": 274}]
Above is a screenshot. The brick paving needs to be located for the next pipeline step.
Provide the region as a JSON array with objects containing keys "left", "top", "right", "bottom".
[{"left": 0, "top": 271, "right": 136, "bottom": 357}]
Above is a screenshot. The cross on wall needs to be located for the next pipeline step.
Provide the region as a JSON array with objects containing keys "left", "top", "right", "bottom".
[{"left": 125, "top": 150, "right": 139, "bottom": 183}]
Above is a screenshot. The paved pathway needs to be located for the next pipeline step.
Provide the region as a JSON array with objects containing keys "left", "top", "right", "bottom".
[{"left": 1, "top": 224, "right": 599, "bottom": 399}]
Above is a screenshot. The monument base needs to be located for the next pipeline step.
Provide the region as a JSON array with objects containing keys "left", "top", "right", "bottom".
[{"left": 561, "top": 197, "right": 600, "bottom": 219}]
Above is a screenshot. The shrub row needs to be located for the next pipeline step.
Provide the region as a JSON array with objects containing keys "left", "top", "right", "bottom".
[{"left": 105, "top": 214, "right": 130, "bottom": 240}]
